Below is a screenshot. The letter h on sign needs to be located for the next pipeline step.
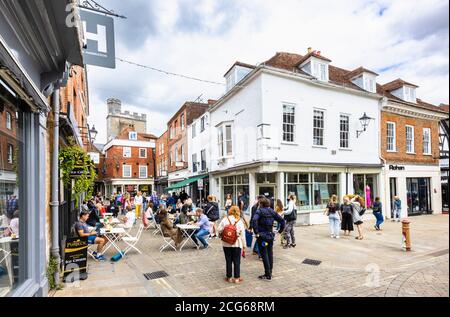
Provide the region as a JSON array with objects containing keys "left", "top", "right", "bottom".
[{"left": 80, "top": 9, "right": 116, "bottom": 69}]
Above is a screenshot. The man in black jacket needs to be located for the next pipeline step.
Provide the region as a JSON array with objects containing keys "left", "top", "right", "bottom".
[{"left": 251, "top": 198, "right": 285, "bottom": 281}]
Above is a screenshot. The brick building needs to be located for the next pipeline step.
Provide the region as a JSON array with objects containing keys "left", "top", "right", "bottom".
[
  {"left": 167, "top": 102, "right": 209, "bottom": 188},
  {"left": 101, "top": 127, "right": 156, "bottom": 197},
  {"left": 155, "top": 130, "right": 168, "bottom": 193},
  {"left": 379, "top": 79, "right": 448, "bottom": 218}
]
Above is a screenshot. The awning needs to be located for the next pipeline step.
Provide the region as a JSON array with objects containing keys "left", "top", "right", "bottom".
[{"left": 166, "top": 174, "right": 208, "bottom": 191}]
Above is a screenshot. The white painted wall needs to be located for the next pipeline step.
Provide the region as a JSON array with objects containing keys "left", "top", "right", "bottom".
[
  {"left": 187, "top": 112, "right": 211, "bottom": 175},
  {"left": 260, "top": 71, "right": 381, "bottom": 165}
]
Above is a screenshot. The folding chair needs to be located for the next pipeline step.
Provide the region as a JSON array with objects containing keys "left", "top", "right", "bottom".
[
  {"left": 71, "top": 224, "right": 98, "bottom": 261},
  {"left": 0, "top": 248, "right": 13, "bottom": 286},
  {"left": 158, "top": 226, "right": 177, "bottom": 252},
  {"left": 122, "top": 224, "right": 144, "bottom": 255}
]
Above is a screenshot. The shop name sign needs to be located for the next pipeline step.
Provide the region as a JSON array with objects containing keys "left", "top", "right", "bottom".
[
  {"left": 389, "top": 165, "right": 405, "bottom": 171},
  {"left": 80, "top": 9, "right": 116, "bottom": 69},
  {"left": 63, "top": 237, "right": 88, "bottom": 282}
]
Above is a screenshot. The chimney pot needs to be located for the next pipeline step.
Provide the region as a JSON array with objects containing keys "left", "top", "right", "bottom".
[
  {"left": 307, "top": 47, "right": 313, "bottom": 54},
  {"left": 317, "top": 51, "right": 321, "bottom": 56}
]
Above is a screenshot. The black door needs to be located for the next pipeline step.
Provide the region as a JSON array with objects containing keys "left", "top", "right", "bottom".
[
  {"left": 389, "top": 178, "right": 397, "bottom": 218},
  {"left": 407, "top": 178, "right": 431, "bottom": 215}
]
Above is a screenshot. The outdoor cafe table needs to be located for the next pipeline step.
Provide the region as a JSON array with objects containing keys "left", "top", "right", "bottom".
[
  {"left": 99, "top": 227, "right": 127, "bottom": 256},
  {"left": 100, "top": 218, "right": 121, "bottom": 226},
  {"left": 176, "top": 224, "right": 200, "bottom": 251}
]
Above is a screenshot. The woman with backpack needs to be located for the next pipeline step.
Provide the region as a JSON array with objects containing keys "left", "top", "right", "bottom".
[
  {"left": 218, "top": 206, "right": 246, "bottom": 283},
  {"left": 204, "top": 195, "right": 220, "bottom": 238},
  {"left": 340, "top": 197, "right": 354, "bottom": 236},
  {"left": 325, "top": 195, "right": 341, "bottom": 239},
  {"left": 351, "top": 196, "right": 365, "bottom": 240},
  {"left": 283, "top": 194, "right": 297, "bottom": 249}
]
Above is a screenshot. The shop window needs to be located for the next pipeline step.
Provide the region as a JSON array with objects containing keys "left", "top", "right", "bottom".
[
  {"left": 0, "top": 102, "right": 24, "bottom": 295},
  {"left": 353, "top": 174, "right": 379, "bottom": 209},
  {"left": 285, "top": 173, "right": 339, "bottom": 211},
  {"left": 221, "top": 174, "right": 249, "bottom": 210}
]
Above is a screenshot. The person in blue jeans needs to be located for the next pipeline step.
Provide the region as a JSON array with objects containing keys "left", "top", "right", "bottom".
[
  {"left": 372, "top": 197, "right": 384, "bottom": 230},
  {"left": 190, "top": 208, "right": 211, "bottom": 249}
]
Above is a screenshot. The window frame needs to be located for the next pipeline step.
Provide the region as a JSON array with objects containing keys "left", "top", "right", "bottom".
[
  {"left": 386, "top": 122, "right": 396, "bottom": 152},
  {"left": 405, "top": 125, "right": 415, "bottom": 154},
  {"left": 201, "top": 149, "right": 206, "bottom": 171},
  {"left": 139, "top": 165, "right": 148, "bottom": 179},
  {"left": 180, "top": 114, "right": 185, "bottom": 131},
  {"left": 6, "top": 111, "right": 12, "bottom": 130},
  {"left": 192, "top": 153, "right": 198, "bottom": 173},
  {"left": 200, "top": 116, "right": 205, "bottom": 133},
  {"left": 7, "top": 143, "right": 13, "bottom": 164},
  {"left": 139, "top": 148, "right": 147, "bottom": 158},
  {"left": 423, "top": 128, "right": 431, "bottom": 155},
  {"left": 282, "top": 104, "right": 296, "bottom": 143},
  {"left": 339, "top": 114, "right": 350, "bottom": 149},
  {"left": 123, "top": 165, "right": 132, "bottom": 178},
  {"left": 123, "top": 147, "right": 132, "bottom": 158},
  {"left": 128, "top": 131, "right": 137, "bottom": 140},
  {"left": 313, "top": 109, "right": 325, "bottom": 146}
]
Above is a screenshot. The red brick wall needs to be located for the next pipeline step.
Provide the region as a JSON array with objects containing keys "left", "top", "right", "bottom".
[
  {"left": 381, "top": 111, "right": 440, "bottom": 165},
  {"left": 103, "top": 145, "right": 155, "bottom": 179},
  {"left": 156, "top": 130, "right": 168, "bottom": 177},
  {"left": 0, "top": 102, "right": 17, "bottom": 172}
]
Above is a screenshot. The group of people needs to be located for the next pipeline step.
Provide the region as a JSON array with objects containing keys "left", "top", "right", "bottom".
[
  {"left": 0, "top": 195, "right": 20, "bottom": 238},
  {"left": 325, "top": 194, "right": 403, "bottom": 240}
]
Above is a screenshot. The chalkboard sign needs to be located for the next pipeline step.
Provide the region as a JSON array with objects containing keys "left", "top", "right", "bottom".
[{"left": 63, "top": 237, "right": 88, "bottom": 282}]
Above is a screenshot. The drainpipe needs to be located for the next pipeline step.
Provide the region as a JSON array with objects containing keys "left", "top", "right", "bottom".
[{"left": 50, "top": 86, "right": 61, "bottom": 282}]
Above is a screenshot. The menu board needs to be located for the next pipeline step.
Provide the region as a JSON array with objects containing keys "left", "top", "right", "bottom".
[{"left": 63, "top": 237, "right": 88, "bottom": 282}]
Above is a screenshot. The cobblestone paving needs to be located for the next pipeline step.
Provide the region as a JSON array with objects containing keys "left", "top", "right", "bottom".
[{"left": 53, "top": 214, "right": 449, "bottom": 297}]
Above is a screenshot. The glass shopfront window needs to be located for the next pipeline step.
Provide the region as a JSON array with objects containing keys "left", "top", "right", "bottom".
[
  {"left": 1, "top": 101, "right": 24, "bottom": 296},
  {"left": 222, "top": 174, "right": 250, "bottom": 212},
  {"left": 353, "top": 174, "right": 379, "bottom": 209},
  {"left": 407, "top": 178, "right": 431, "bottom": 215},
  {"left": 285, "top": 173, "right": 339, "bottom": 211}
]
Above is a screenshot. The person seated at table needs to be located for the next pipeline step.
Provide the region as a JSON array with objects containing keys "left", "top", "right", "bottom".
[
  {"left": 181, "top": 198, "right": 195, "bottom": 215},
  {"left": 167, "top": 204, "right": 176, "bottom": 215},
  {"left": 4, "top": 210, "right": 19, "bottom": 237},
  {"left": 176, "top": 199, "right": 183, "bottom": 213},
  {"left": 86, "top": 205, "right": 102, "bottom": 232},
  {"left": 117, "top": 205, "right": 135, "bottom": 229},
  {"left": 107, "top": 199, "right": 119, "bottom": 217},
  {"left": 189, "top": 208, "right": 211, "bottom": 249},
  {"left": 157, "top": 209, "right": 183, "bottom": 248},
  {"left": 75, "top": 210, "right": 106, "bottom": 261}
]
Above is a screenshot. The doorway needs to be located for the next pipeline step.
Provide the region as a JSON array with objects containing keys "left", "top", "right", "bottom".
[
  {"left": 258, "top": 186, "right": 276, "bottom": 200},
  {"left": 407, "top": 178, "right": 432, "bottom": 215},
  {"left": 389, "top": 178, "right": 397, "bottom": 218}
]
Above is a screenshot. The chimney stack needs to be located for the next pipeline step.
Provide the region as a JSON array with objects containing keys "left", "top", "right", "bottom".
[
  {"left": 317, "top": 51, "right": 321, "bottom": 56},
  {"left": 307, "top": 47, "right": 313, "bottom": 54}
]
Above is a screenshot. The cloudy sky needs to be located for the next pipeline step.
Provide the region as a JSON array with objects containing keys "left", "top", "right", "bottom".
[{"left": 86, "top": 0, "right": 449, "bottom": 144}]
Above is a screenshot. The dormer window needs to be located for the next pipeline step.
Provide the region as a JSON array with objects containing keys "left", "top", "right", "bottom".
[
  {"left": 297, "top": 49, "right": 332, "bottom": 83},
  {"left": 347, "top": 67, "right": 378, "bottom": 93},
  {"left": 224, "top": 62, "right": 254, "bottom": 92},
  {"left": 404, "top": 86, "right": 416, "bottom": 103},
  {"left": 129, "top": 132, "right": 137, "bottom": 140},
  {"left": 363, "top": 76, "right": 376, "bottom": 93}
]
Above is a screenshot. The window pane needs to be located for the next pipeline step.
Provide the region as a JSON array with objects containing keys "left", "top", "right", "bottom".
[
  {"left": 313, "top": 110, "right": 324, "bottom": 146},
  {"left": 286, "top": 184, "right": 310, "bottom": 210},
  {"left": 314, "top": 173, "right": 326, "bottom": 183},
  {"left": 299, "top": 173, "right": 309, "bottom": 183},
  {"left": 287, "top": 173, "right": 298, "bottom": 183}
]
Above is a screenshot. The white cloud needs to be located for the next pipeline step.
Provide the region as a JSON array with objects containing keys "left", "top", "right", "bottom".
[{"left": 88, "top": 0, "right": 449, "bottom": 144}]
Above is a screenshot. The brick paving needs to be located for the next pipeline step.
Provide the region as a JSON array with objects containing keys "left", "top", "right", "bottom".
[{"left": 53, "top": 214, "right": 449, "bottom": 297}]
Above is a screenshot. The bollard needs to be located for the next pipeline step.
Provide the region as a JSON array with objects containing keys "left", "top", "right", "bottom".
[{"left": 402, "top": 219, "right": 411, "bottom": 251}]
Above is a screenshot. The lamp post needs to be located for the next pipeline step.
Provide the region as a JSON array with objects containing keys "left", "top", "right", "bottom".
[{"left": 356, "top": 112, "right": 374, "bottom": 138}]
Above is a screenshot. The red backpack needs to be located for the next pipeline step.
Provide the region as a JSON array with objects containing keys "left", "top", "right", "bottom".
[{"left": 221, "top": 217, "right": 238, "bottom": 245}]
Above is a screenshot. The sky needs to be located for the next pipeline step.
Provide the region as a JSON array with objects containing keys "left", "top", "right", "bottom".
[{"left": 86, "top": 0, "right": 449, "bottom": 144}]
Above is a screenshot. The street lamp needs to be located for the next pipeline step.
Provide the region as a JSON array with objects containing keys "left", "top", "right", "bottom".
[
  {"left": 89, "top": 125, "right": 98, "bottom": 143},
  {"left": 356, "top": 112, "right": 374, "bottom": 138}
]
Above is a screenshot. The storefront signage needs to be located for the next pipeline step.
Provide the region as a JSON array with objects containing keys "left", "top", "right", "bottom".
[
  {"left": 198, "top": 179, "right": 204, "bottom": 190},
  {"left": 80, "top": 9, "right": 116, "bottom": 69},
  {"left": 389, "top": 165, "right": 405, "bottom": 171},
  {"left": 63, "top": 237, "right": 88, "bottom": 282}
]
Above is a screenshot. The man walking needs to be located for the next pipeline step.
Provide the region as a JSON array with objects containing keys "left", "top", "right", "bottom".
[{"left": 251, "top": 198, "right": 285, "bottom": 281}]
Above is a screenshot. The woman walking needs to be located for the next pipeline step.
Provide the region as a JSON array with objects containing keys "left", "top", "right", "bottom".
[
  {"left": 351, "top": 196, "right": 364, "bottom": 240},
  {"left": 283, "top": 195, "right": 297, "bottom": 249},
  {"left": 372, "top": 197, "right": 384, "bottom": 230},
  {"left": 340, "top": 197, "right": 354, "bottom": 236},
  {"left": 224, "top": 194, "right": 233, "bottom": 213},
  {"left": 325, "top": 195, "right": 341, "bottom": 239},
  {"left": 218, "top": 206, "right": 246, "bottom": 283},
  {"left": 275, "top": 199, "right": 286, "bottom": 246}
]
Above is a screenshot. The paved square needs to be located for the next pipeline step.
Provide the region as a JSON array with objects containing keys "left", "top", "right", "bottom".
[{"left": 53, "top": 214, "right": 449, "bottom": 297}]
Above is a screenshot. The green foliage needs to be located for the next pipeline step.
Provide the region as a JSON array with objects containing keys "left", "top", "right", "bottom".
[
  {"left": 59, "top": 139, "right": 97, "bottom": 205},
  {"left": 46, "top": 256, "right": 63, "bottom": 290}
]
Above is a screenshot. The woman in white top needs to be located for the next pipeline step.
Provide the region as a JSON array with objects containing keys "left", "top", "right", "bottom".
[
  {"left": 283, "top": 195, "right": 297, "bottom": 249},
  {"left": 224, "top": 194, "right": 233, "bottom": 212},
  {"left": 218, "top": 206, "right": 245, "bottom": 284}
]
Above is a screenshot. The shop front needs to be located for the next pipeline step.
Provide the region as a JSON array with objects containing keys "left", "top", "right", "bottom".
[
  {"left": 211, "top": 163, "right": 382, "bottom": 224},
  {"left": 382, "top": 164, "right": 442, "bottom": 219}
]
